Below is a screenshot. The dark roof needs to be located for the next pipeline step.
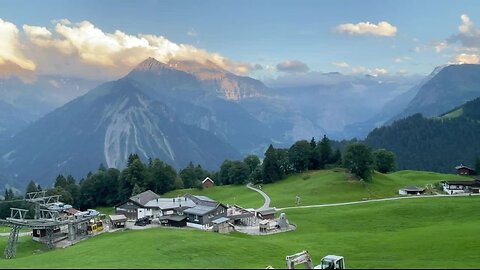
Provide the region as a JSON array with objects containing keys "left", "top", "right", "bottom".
[
  {"left": 401, "top": 186, "right": 425, "bottom": 192},
  {"left": 257, "top": 208, "right": 276, "bottom": 215},
  {"left": 212, "top": 217, "right": 230, "bottom": 224},
  {"left": 183, "top": 205, "right": 217, "bottom": 216},
  {"left": 159, "top": 215, "right": 187, "bottom": 222},
  {"left": 130, "top": 190, "right": 160, "bottom": 207},
  {"left": 444, "top": 180, "right": 480, "bottom": 186},
  {"left": 455, "top": 165, "right": 475, "bottom": 171},
  {"left": 184, "top": 194, "right": 218, "bottom": 206}
]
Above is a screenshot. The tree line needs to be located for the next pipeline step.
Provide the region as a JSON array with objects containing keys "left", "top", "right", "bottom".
[{"left": 1, "top": 135, "right": 395, "bottom": 216}]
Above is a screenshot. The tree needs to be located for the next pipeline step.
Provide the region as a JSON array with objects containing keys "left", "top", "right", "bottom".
[
  {"left": 25, "top": 180, "right": 39, "bottom": 197},
  {"left": 309, "top": 137, "right": 320, "bottom": 170},
  {"left": 46, "top": 187, "right": 74, "bottom": 205},
  {"left": 98, "top": 163, "right": 107, "bottom": 172},
  {"left": 4, "top": 188, "right": 14, "bottom": 201},
  {"left": 318, "top": 135, "right": 333, "bottom": 169},
  {"left": 373, "top": 149, "right": 396, "bottom": 173},
  {"left": 289, "top": 140, "right": 311, "bottom": 172},
  {"left": 66, "top": 175, "right": 76, "bottom": 186},
  {"left": 343, "top": 143, "right": 374, "bottom": 181},
  {"left": 180, "top": 162, "right": 206, "bottom": 188},
  {"left": 132, "top": 183, "right": 144, "bottom": 196},
  {"left": 218, "top": 160, "right": 234, "bottom": 185},
  {"left": 228, "top": 161, "right": 250, "bottom": 185},
  {"left": 244, "top": 155, "right": 261, "bottom": 174},
  {"left": 331, "top": 149, "right": 342, "bottom": 165},
  {"left": 54, "top": 175, "right": 68, "bottom": 189},
  {"left": 262, "top": 145, "right": 282, "bottom": 184},
  {"left": 150, "top": 158, "right": 177, "bottom": 194}
]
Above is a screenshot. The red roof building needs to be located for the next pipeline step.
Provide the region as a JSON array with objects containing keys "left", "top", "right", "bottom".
[{"left": 202, "top": 177, "right": 214, "bottom": 189}]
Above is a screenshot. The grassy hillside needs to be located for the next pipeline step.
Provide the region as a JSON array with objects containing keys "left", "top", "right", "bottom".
[
  {"left": 165, "top": 169, "right": 470, "bottom": 209},
  {"left": 263, "top": 169, "right": 470, "bottom": 208},
  {"left": 1, "top": 197, "right": 479, "bottom": 268}
]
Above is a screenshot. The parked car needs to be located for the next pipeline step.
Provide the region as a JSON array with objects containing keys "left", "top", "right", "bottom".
[{"left": 135, "top": 216, "right": 152, "bottom": 226}]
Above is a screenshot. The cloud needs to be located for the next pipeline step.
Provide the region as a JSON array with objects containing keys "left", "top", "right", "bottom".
[
  {"left": 459, "top": 14, "right": 473, "bottom": 34},
  {"left": 276, "top": 60, "right": 310, "bottom": 73},
  {"left": 18, "top": 19, "right": 251, "bottom": 79},
  {"left": 331, "top": 61, "right": 349, "bottom": 68},
  {"left": 447, "top": 15, "right": 480, "bottom": 64},
  {"left": 393, "top": 56, "right": 412, "bottom": 63},
  {"left": 433, "top": 41, "right": 448, "bottom": 53},
  {"left": 0, "top": 18, "right": 35, "bottom": 71},
  {"left": 187, "top": 28, "right": 198, "bottom": 37},
  {"left": 454, "top": 53, "right": 480, "bottom": 64},
  {"left": 351, "top": 66, "right": 388, "bottom": 76},
  {"left": 448, "top": 14, "right": 480, "bottom": 49},
  {"left": 334, "top": 21, "right": 397, "bottom": 37}
]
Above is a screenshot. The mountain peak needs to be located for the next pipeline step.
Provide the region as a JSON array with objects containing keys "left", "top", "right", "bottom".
[{"left": 134, "top": 57, "right": 169, "bottom": 72}]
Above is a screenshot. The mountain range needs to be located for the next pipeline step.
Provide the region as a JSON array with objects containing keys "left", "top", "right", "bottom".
[{"left": 2, "top": 58, "right": 480, "bottom": 189}]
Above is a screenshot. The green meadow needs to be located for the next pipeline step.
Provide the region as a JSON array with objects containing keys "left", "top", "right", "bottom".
[{"left": 0, "top": 170, "right": 478, "bottom": 269}]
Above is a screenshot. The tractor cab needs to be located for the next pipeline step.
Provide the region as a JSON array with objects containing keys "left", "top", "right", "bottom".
[{"left": 316, "top": 255, "right": 345, "bottom": 269}]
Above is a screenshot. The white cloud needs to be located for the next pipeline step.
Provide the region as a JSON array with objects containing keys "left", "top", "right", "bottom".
[
  {"left": 393, "top": 56, "right": 412, "bottom": 63},
  {"left": 187, "top": 28, "right": 198, "bottom": 37},
  {"left": 351, "top": 66, "right": 388, "bottom": 76},
  {"left": 449, "top": 14, "right": 480, "bottom": 49},
  {"left": 331, "top": 61, "right": 349, "bottom": 68},
  {"left": 433, "top": 41, "right": 449, "bottom": 53},
  {"left": 20, "top": 19, "right": 251, "bottom": 78},
  {"left": 276, "top": 60, "right": 310, "bottom": 73},
  {"left": 0, "top": 18, "right": 35, "bottom": 70},
  {"left": 454, "top": 53, "right": 480, "bottom": 64},
  {"left": 459, "top": 14, "right": 473, "bottom": 34},
  {"left": 334, "top": 21, "right": 397, "bottom": 37}
]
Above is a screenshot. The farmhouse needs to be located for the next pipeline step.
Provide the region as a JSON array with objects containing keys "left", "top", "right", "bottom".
[
  {"left": 442, "top": 180, "right": 480, "bottom": 194},
  {"left": 398, "top": 186, "right": 426, "bottom": 195},
  {"left": 212, "top": 217, "right": 234, "bottom": 234},
  {"left": 183, "top": 197, "right": 228, "bottom": 229},
  {"left": 455, "top": 164, "right": 476, "bottom": 176},
  {"left": 202, "top": 177, "right": 215, "bottom": 189},
  {"left": 256, "top": 208, "right": 277, "bottom": 220},
  {"left": 114, "top": 190, "right": 160, "bottom": 220}
]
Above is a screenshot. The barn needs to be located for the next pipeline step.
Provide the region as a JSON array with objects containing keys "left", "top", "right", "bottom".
[
  {"left": 455, "top": 165, "right": 476, "bottom": 176},
  {"left": 202, "top": 177, "right": 215, "bottom": 189}
]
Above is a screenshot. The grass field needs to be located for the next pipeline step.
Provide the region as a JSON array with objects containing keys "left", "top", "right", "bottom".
[
  {"left": 0, "top": 196, "right": 479, "bottom": 268},
  {"left": 263, "top": 169, "right": 470, "bottom": 208},
  {"left": 0, "top": 226, "right": 31, "bottom": 234},
  {"left": 165, "top": 169, "right": 469, "bottom": 209}
]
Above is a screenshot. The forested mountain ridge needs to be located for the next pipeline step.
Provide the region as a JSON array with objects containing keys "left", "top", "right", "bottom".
[{"left": 365, "top": 97, "right": 480, "bottom": 173}]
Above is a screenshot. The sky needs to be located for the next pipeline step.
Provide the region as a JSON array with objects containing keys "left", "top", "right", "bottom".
[{"left": 1, "top": 0, "right": 480, "bottom": 82}]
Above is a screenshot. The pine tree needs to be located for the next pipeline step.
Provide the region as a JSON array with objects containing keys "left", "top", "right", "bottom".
[
  {"left": 318, "top": 135, "right": 333, "bottom": 169},
  {"left": 132, "top": 183, "right": 144, "bottom": 196},
  {"left": 262, "top": 144, "right": 281, "bottom": 184},
  {"left": 25, "top": 180, "right": 39, "bottom": 197},
  {"left": 54, "top": 175, "right": 68, "bottom": 189},
  {"left": 309, "top": 137, "right": 320, "bottom": 170}
]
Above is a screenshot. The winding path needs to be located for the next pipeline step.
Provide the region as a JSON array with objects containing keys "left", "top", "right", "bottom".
[
  {"left": 278, "top": 193, "right": 479, "bottom": 211},
  {"left": 246, "top": 183, "right": 271, "bottom": 210}
]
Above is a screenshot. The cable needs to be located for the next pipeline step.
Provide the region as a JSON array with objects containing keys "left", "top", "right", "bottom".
[{"left": 0, "top": 199, "right": 28, "bottom": 204}]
